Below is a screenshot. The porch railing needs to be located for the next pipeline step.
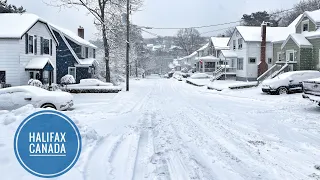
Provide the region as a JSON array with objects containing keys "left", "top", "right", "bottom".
[{"left": 257, "top": 63, "right": 288, "bottom": 83}]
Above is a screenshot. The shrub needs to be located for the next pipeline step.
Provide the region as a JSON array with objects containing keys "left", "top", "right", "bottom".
[
  {"left": 61, "top": 75, "right": 76, "bottom": 85},
  {"left": 28, "top": 79, "right": 43, "bottom": 87},
  {"left": 42, "top": 83, "right": 61, "bottom": 91}
]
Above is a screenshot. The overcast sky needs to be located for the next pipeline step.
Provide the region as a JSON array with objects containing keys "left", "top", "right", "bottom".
[{"left": 9, "top": 0, "right": 299, "bottom": 40}]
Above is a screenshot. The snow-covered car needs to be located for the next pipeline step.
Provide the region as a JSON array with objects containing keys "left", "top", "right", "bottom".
[
  {"left": 261, "top": 71, "right": 320, "bottom": 95},
  {"left": 190, "top": 73, "right": 211, "bottom": 79},
  {"left": 302, "top": 77, "right": 320, "bottom": 105},
  {"left": 0, "top": 86, "right": 73, "bottom": 111},
  {"left": 80, "top": 79, "right": 113, "bottom": 86}
]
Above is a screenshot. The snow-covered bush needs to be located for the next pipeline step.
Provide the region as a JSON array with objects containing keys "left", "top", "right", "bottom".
[
  {"left": 27, "top": 79, "right": 43, "bottom": 87},
  {"left": 42, "top": 83, "right": 61, "bottom": 91},
  {"left": 61, "top": 75, "right": 76, "bottom": 85}
]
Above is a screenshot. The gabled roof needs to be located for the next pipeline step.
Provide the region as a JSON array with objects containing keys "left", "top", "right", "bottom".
[
  {"left": 0, "top": 13, "right": 58, "bottom": 44},
  {"left": 219, "top": 50, "right": 237, "bottom": 58},
  {"left": 304, "top": 9, "right": 320, "bottom": 26},
  {"left": 197, "top": 43, "right": 209, "bottom": 51},
  {"left": 50, "top": 23, "right": 97, "bottom": 49},
  {"left": 281, "top": 33, "right": 313, "bottom": 49},
  {"left": 25, "top": 57, "right": 54, "bottom": 70},
  {"left": 210, "top": 37, "right": 230, "bottom": 49}
]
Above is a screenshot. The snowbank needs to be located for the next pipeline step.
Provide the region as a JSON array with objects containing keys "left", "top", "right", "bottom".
[
  {"left": 190, "top": 73, "right": 212, "bottom": 79},
  {"left": 208, "top": 80, "right": 258, "bottom": 91},
  {"left": 80, "top": 79, "right": 113, "bottom": 86},
  {"left": 0, "top": 105, "right": 101, "bottom": 179},
  {"left": 64, "top": 85, "right": 122, "bottom": 93},
  {"left": 186, "top": 79, "right": 211, "bottom": 87}
]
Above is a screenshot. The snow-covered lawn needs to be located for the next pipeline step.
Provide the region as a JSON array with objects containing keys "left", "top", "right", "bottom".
[
  {"left": 207, "top": 80, "right": 258, "bottom": 91},
  {"left": 1, "top": 78, "right": 320, "bottom": 179}
]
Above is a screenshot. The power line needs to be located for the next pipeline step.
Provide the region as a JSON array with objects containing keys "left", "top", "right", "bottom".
[{"left": 138, "top": 7, "right": 296, "bottom": 30}]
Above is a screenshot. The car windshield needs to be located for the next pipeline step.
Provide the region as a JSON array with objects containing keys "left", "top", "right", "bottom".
[{"left": 2, "top": 0, "right": 320, "bottom": 179}]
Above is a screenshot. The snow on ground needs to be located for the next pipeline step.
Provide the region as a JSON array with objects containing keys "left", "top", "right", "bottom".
[
  {"left": 208, "top": 80, "right": 258, "bottom": 91},
  {"left": 1, "top": 77, "right": 320, "bottom": 179}
]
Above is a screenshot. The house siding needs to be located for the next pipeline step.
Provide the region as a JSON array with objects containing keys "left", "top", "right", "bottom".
[
  {"left": 299, "top": 48, "right": 314, "bottom": 70},
  {"left": 76, "top": 67, "right": 92, "bottom": 83},
  {"left": 296, "top": 17, "right": 317, "bottom": 33},
  {"left": 53, "top": 30, "right": 78, "bottom": 84},
  {"left": 273, "top": 42, "right": 282, "bottom": 63},
  {"left": 0, "top": 39, "right": 20, "bottom": 86},
  {"left": 19, "top": 22, "right": 57, "bottom": 85},
  {"left": 66, "top": 38, "right": 82, "bottom": 59},
  {"left": 308, "top": 38, "right": 320, "bottom": 69}
]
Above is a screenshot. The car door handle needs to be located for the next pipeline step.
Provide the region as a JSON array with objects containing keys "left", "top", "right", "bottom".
[{"left": 24, "top": 98, "right": 32, "bottom": 101}]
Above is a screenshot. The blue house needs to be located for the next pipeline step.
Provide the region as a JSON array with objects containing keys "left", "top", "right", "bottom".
[{"left": 49, "top": 24, "right": 98, "bottom": 83}]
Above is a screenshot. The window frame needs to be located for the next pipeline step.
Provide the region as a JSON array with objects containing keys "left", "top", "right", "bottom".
[
  {"left": 237, "top": 58, "right": 244, "bottom": 70},
  {"left": 277, "top": 52, "right": 282, "bottom": 62},
  {"left": 268, "top": 58, "right": 272, "bottom": 64},
  {"left": 233, "top": 40, "right": 236, "bottom": 50},
  {"left": 249, "top": 57, "right": 256, "bottom": 64},
  {"left": 28, "top": 35, "right": 34, "bottom": 54},
  {"left": 85, "top": 47, "right": 89, "bottom": 58},
  {"left": 68, "top": 67, "right": 77, "bottom": 79},
  {"left": 238, "top": 38, "right": 243, "bottom": 49},
  {"left": 43, "top": 38, "right": 50, "bottom": 55},
  {"left": 301, "top": 20, "right": 309, "bottom": 32}
]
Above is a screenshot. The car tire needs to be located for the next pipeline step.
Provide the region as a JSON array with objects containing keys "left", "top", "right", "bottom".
[
  {"left": 41, "top": 103, "right": 57, "bottom": 110},
  {"left": 277, "top": 87, "right": 288, "bottom": 95}
]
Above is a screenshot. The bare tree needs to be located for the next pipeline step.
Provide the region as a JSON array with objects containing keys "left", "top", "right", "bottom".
[
  {"left": 49, "top": 0, "right": 142, "bottom": 82},
  {"left": 174, "top": 28, "right": 205, "bottom": 55}
]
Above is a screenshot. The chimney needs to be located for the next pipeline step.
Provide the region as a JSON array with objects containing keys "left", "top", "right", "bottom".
[
  {"left": 78, "top": 26, "right": 84, "bottom": 39},
  {"left": 258, "top": 21, "right": 269, "bottom": 77}
]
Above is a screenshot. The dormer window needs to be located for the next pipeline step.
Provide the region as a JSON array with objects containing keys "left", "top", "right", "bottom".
[{"left": 302, "top": 20, "right": 309, "bottom": 32}]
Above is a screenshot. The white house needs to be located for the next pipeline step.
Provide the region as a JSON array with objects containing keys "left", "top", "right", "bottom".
[
  {"left": 0, "top": 13, "right": 58, "bottom": 86},
  {"left": 228, "top": 15, "right": 302, "bottom": 81}
]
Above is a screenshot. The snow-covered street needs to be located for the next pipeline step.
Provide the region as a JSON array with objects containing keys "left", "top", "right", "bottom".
[{"left": 2, "top": 77, "right": 320, "bottom": 180}]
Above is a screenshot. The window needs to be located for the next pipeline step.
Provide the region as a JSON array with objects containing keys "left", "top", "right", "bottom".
[
  {"left": 302, "top": 20, "right": 309, "bottom": 32},
  {"left": 81, "top": 46, "right": 86, "bottom": 58},
  {"left": 238, "top": 38, "right": 243, "bottom": 49},
  {"left": 68, "top": 67, "right": 76, "bottom": 79},
  {"left": 268, "top": 58, "right": 272, "bottom": 64},
  {"left": 233, "top": 40, "right": 236, "bottom": 50},
  {"left": 93, "top": 49, "right": 96, "bottom": 58},
  {"left": 0, "top": 71, "right": 5, "bottom": 83},
  {"left": 43, "top": 39, "right": 50, "bottom": 55},
  {"left": 85, "top": 47, "right": 89, "bottom": 58},
  {"left": 277, "top": 52, "right": 282, "bottom": 61},
  {"left": 34, "top": 36, "right": 37, "bottom": 55},
  {"left": 28, "top": 36, "right": 33, "bottom": 53},
  {"left": 249, "top": 57, "right": 256, "bottom": 64},
  {"left": 29, "top": 72, "right": 34, "bottom": 79},
  {"left": 237, "top": 58, "right": 243, "bottom": 70}
]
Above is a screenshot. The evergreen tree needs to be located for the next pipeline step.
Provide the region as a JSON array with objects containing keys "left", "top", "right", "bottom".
[{"left": 0, "top": 0, "right": 26, "bottom": 13}]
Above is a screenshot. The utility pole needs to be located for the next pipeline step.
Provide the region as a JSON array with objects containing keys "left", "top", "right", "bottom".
[{"left": 126, "top": 0, "right": 130, "bottom": 91}]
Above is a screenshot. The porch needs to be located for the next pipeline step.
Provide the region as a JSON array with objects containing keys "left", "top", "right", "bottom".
[{"left": 25, "top": 57, "right": 54, "bottom": 85}]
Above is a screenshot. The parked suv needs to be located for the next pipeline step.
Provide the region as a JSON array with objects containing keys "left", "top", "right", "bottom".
[{"left": 261, "top": 71, "right": 320, "bottom": 95}]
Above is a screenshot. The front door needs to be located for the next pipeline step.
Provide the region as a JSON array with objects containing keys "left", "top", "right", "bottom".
[{"left": 286, "top": 50, "right": 294, "bottom": 62}]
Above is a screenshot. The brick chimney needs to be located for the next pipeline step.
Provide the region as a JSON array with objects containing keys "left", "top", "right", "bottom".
[
  {"left": 78, "top": 26, "right": 84, "bottom": 39},
  {"left": 258, "top": 21, "right": 269, "bottom": 77}
]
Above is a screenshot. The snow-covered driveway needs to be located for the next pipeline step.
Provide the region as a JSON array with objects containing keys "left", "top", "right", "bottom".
[{"left": 1, "top": 78, "right": 320, "bottom": 180}]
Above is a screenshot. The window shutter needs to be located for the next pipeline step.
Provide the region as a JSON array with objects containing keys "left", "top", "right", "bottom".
[
  {"left": 50, "top": 39, "right": 52, "bottom": 56},
  {"left": 34, "top": 36, "right": 37, "bottom": 55},
  {"left": 40, "top": 37, "right": 43, "bottom": 55},
  {"left": 25, "top": 33, "right": 28, "bottom": 54}
]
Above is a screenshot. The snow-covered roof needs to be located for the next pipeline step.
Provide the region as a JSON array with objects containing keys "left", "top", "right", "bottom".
[
  {"left": 0, "top": 13, "right": 40, "bottom": 38},
  {"left": 272, "top": 14, "right": 303, "bottom": 42},
  {"left": 50, "top": 23, "right": 97, "bottom": 49},
  {"left": 198, "top": 56, "right": 220, "bottom": 62},
  {"left": 197, "top": 43, "right": 209, "bottom": 51},
  {"left": 282, "top": 34, "right": 313, "bottom": 49},
  {"left": 25, "top": 57, "right": 54, "bottom": 70},
  {"left": 78, "top": 58, "right": 98, "bottom": 66},
  {"left": 146, "top": 44, "right": 154, "bottom": 48},
  {"left": 211, "top": 37, "right": 230, "bottom": 49},
  {"left": 0, "top": 13, "right": 58, "bottom": 45},
  {"left": 220, "top": 50, "right": 237, "bottom": 58},
  {"left": 305, "top": 9, "right": 320, "bottom": 25}
]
